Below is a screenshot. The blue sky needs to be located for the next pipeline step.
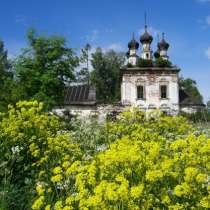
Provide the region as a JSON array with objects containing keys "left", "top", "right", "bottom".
[{"left": 0, "top": 0, "right": 210, "bottom": 102}]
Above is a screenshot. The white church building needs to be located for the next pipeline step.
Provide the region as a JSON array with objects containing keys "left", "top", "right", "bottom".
[
  {"left": 121, "top": 26, "right": 180, "bottom": 115},
  {"left": 60, "top": 23, "right": 204, "bottom": 118}
]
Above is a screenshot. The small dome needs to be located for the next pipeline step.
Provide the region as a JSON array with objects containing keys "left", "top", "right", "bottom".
[
  {"left": 158, "top": 33, "right": 170, "bottom": 50},
  {"left": 128, "top": 35, "right": 139, "bottom": 49},
  {"left": 154, "top": 51, "right": 160, "bottom": 59},
  {"left": 126, "top": 51, "right": 130, "bottom": 58},
  {"left": 140, "top": 26, "right": 153, "bottom": 44}
]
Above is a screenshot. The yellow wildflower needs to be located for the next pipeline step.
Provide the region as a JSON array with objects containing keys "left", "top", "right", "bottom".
[
  {"left": 54, "top": 201, "right": 63, "bottom": 210},
  {"left": 174, "top": 183, "right": 191, "bottom": 197},
  {"left": 130, "top": 184, "right": 144, "bottom": 199},
  {"left": 161, "top": 195, "right": 171, "bottom": 204},
  {"left": 200, "top": 196, "right": 210, "bottom": 208},
  {"left": 62, "top": 161, "right": 70, "bottom": 168},
  {"left": 51, "top": 174, "right": 63, "bottom": 183},
  {"left": 196, "top": 173, "right": 207, "bottom": 183},
  {"left": 45, "top": 205, "right": 51, "bottom": 210},
  {"left": 32, "top": 196, "right": 45, "bottom": 210},
  {"left": 53, "top": 166, "right": 62, "bottom": 174},
  {"left": 146, "top": 170, "right": 163, "bottom": 182},
  {"left": 184, "top": 167, "right": 198, "bottom": 182},
  {"left": 63, "top": 206, "right": 72, "bottom": 210},
  {"left": 36, "top": 184, "right": 45, "bottom": 195}
]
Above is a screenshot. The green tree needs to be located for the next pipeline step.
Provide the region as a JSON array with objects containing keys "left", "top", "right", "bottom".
[
  {"left": 13, "top": 29, "right": 79, "bottom": 109},
  {"left": 0, "top": 40, "right": 13, "bottom": 111},
  {"left": 77, "top": 43, "right": 91, "bottom": 83},
  {"left": 207, "top": 99, "right": 210, "bottom": 110},
  {"left": 91, "top": 48, "right": 125, "bottom": 103},
  {"left": 179, "top": 76, "right": 203, "bottom": 102}
]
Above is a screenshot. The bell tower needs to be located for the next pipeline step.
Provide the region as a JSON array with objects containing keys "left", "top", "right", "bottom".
[
  {"left": 140, "top": 14, "right": 153, "bottom": 60},
  {"left": 127, "top": 33, "right": 139, "bottom": 66},
  {"left": 158, "top": 33, "right": 170, "bottom": 60}
]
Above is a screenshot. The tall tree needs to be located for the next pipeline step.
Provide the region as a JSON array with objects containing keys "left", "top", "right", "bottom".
[
  {"left": 77, "top": 43, "right": 91, "bottom": 83},
  {"left": 0, "top": 40, "right": 12, "bottom": 111},
  {"left": 179, "top": 76, "right": 203, "bottom": 102},
  {"left": 91, "top": 48, "right": 125, "bottom": 103},
  {"left": 207, "top": 99, "right": 210, "bottom": 110},
  {"left": 13, "top": 29, "right": 79, "bottom": 109}
]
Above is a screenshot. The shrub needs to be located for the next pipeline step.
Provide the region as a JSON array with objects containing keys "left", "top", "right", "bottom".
[
  {"left": 155, "top": 57, "right": 172, "bottom": 67},
  {"left": 180, "top": 110, "right": 210, "bottom": 123},
  {"left": 137, "top": 58, "right": 153, "bottom": 67},
  {"left": 0, "top": 101, "right": 82, "bottom": 209},
  {"left": 48, "top": 109, "right": 210, "bottom": 209},
  {"left": 127, "top": 63, "right": 133, "bottom": 68}
]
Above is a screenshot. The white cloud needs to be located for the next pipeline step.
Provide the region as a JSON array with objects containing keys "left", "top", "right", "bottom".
[
  {"left": 103, "top": 43, "right": 123, "bottom": 52},
  {"left": 85, "top": 30, "right": 99, "bottom": 43},
  {"left": 197, "top": 0, "right": 210, "bottom": 2},
  {"left": 205, "top": 46, "right": 210, "bottom": 59},
  {"left": 15, "top": 15, "right": 28, "bottom": 27}
]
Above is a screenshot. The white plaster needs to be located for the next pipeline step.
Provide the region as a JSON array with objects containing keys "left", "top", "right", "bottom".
[
  {"left": 141, "top": 43, "right": 153, "bottom": 60},
  {"left": 121, "top": 71, "right": 179, "bottom": 115}
]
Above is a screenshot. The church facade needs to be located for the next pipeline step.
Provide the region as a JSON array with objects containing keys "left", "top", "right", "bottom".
[{"left": 121, "top": 25, "right": 180, "bottom": 115}]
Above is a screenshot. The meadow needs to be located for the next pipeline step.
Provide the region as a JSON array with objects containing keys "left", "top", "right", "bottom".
[{"left": 0, "top": 101, "right": 210, "bottom": 210}]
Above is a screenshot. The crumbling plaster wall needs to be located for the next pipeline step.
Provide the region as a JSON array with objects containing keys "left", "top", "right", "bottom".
[{"left": 121, "top": 72, "right": 179, "bottom": 114}]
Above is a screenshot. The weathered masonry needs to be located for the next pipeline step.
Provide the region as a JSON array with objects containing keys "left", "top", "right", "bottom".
[{"left": 121, "top": 67, "right": 180, "bottom": 115}]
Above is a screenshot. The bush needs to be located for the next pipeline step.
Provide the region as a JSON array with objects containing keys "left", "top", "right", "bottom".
[
  {"left": 155, "top": 57, "right": 172, "bottom": 67},
  {"left": 180, "top": 110, "right": 210, "bottom": 123},
  {"left": 127, "top": 63, "right": 133, "bottom": 68},
  {"left": 67, "top": 110, "right": 210, "bottom": 209},
  {"left": 0, "top": 101, "right": 82, "bottom": 209},
  {"left": 137, "top": 58, "right": 153, "bottom": 67}
]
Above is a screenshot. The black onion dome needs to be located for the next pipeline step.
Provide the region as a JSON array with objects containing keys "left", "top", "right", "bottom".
[
  {"left": 126, "top": 51, "right": 130, "bottom": 58},
  {"left": 140, "top": 26, "right": 153, "bottom": 44},
  {"left": 158, "top": 33, "right": 170, "bottom": 50},
  {"left": 128, "top": 36, "right": 139, "bottom": 50},
  {"left": 154, "top": 51, "right": 160, "bottom": 59}
]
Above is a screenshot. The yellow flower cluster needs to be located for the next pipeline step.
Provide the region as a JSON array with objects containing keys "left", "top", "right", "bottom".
[
  {"left": 63, "top": 110, "right": 209, "bottom": 209},
  {"left": 2, "top": 102, "right": 209, "bottom": 209}
]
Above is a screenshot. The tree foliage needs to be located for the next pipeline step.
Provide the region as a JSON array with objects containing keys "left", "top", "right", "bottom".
[
  {"left": 13, "top": 29, "right": 79, "bottom": 109},
  {"left": 0, "top": 40, "right": 13, "bottom": 111},
  {"left": 90, "top": 48, "right": 125, "bottom": 103},
  {"left": 207, "top": 100, "right": 210, "bottom": 110},
  {"left": 179, "top": 76, "right": 203, "bottom": 103},
  {"left": 76, "top": 44, "right": 91, "bottom": 83},
  {"left": 155, "top": 57, "right": 172, "bottom": 67},
  {"left": 137, "top": 58, "right": 153, "bottom": 67}
]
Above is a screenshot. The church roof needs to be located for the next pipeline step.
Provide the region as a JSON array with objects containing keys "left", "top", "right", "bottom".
[
  {"left": 120, "top": 66, "right": 180, "bottom": 73},
  {"left": 64, "top": 84, "right": 96, "bottom": 105}
]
